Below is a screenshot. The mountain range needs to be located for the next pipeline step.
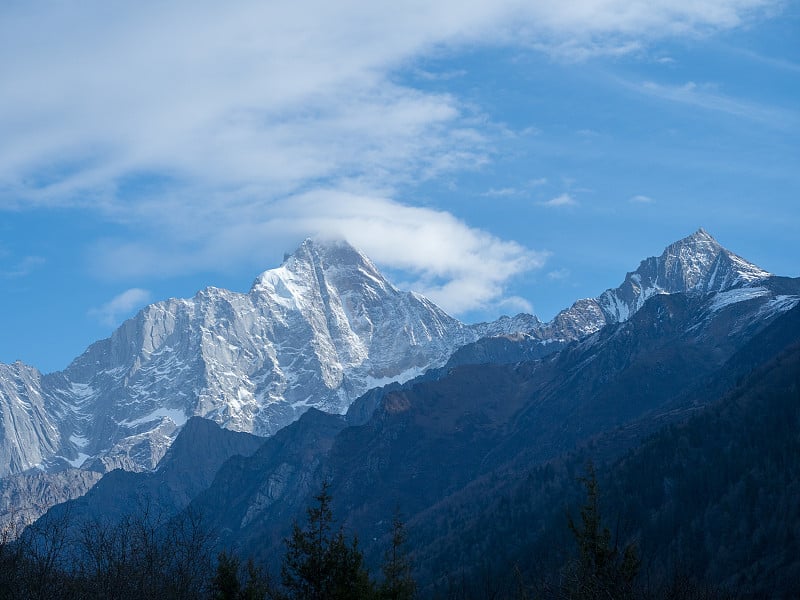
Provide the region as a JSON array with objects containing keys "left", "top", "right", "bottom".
[
  {"left": 0, "top": 229, "right": 779, "bottom": 477},
  {"left": 2, "top": 228, "right": 799, "bottom": 595}
]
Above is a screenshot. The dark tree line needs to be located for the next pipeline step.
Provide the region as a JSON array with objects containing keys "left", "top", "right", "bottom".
[
  {"left": 0, "top": 483, "right": 416, "bottom": 600},
  {"left": 0, "top": 468, "right": 759, "bottom": 599},
  {"left": 0, "top": 504, "right": 213, "bottom": 600}
]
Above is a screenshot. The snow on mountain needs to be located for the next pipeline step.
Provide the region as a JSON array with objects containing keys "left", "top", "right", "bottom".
[
  {"left": 537, "top": 228, "right": 774, "bottom": 341},
  {"left": 471, "top": 313, "right": 543, "bottom": 338},
  {"left": 0, "top": 362, "right": 64, "bottom": 476},
  {"left": 0, "top": 239, "right": 478, "bottom": 478}
]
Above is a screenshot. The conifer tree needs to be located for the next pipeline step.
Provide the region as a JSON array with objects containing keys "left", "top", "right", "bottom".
[
  {"left": 281, "top": 481, "right": 375, "bottom": 600},
  {"left": 379, "top": 509, "right": 416, "bottom": 600},
  {"left": 565, "top": 462, "right": 639, "bottom": 599},
  {"left": 240, "top": 558, "right": 273, "bottom": 600},
  {"left": 212, "top": 551, "right": 241, "bottom": 600}
]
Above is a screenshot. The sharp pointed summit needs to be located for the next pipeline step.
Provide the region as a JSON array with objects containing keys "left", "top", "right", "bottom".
[
  {"left": 631, "top": 227, "right": 769, "bottom": 297},
  {"left": 539, "top": 229, "right": 772, "bottom": 340},
  {"left": 251, "top": 238, "right": 394, "bottom": 299}
]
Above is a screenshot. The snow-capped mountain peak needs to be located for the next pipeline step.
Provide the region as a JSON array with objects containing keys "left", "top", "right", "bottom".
[
  {"left": 251, "top": 238, "right": 394, "bottom": 299},
  {"left": 542, "top": 228, "right": 773, "bottom": 339},
  {"left": 658, "top": 227, "right": 724, "bottom": 289},
  {"left": 0, "top": 238, "right": 478, "bottom": 478},
  {"left": 618, "top": 227, "right": 769, "bottom": 300},
  {"left": 650, "top": 227, "right": 768, "bottom": 292}
]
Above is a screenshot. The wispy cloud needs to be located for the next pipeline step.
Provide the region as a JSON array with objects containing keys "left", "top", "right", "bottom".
[
  {"left": 1, "top": 1, "right": 779, "bottom": 208},
  {"left": 634, "top": 80, "right": 797, "bottom": 126},
  {"left": 89, "top": 191, "right": 549, "bottom": 315},
  {"left": 547, "top": 268, "right": 571, "bottom": 281},
  {"left": 722, "top": 45, "right": 800, "bottom": 73},
  {"left": 483, "top": 187, "right": 520, "bottom": 197},
  {"left": 539, "top": 193, "right": 578, "bottom": 208},
  {"left": 414, "top": 69, "right": 468, "bottom": 81},
  {"left": 88, "top": 288, "right": 152, "bottom": 327},
  {"left": 630, "top": 194, "right": 655, "bottom": 204},
  {"left": 482, "top": 177, "right": 548, "bottom": 198},
  {"left": 2, "top": 256, "right": 45, "bottom": 278}
]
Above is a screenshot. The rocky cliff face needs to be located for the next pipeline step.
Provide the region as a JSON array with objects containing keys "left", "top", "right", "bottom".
[
  {"left": 0, "top": 239, "right": 481, "bottom": 479},
  {"left": 0, "top": 362, "right": 65, "bottom": 476},
  {"left": 30, "top": 417, "right": 264, "bottom": 536}
]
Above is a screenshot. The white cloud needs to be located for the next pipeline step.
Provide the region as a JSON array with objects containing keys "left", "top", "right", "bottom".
[
  {"left": 634, "top": 80, "right": 796, "bottom": 126},
  {"left": 89, "top": 191, "right": 548, "bottom": 316},
  {"left": 539, "top": 193, "right": 578, "bottom": 208},
  {"left": 547, "top": 268, "right": 571, "bottom": 281},
  {"left": 483, "top": 187, "right": 520, "bottom": 197},
  {"left": 89, "top": 288, "right": 152, "bottom": 327},
  {"left": 1, "top": 256, "right": 45, "bottom": 278},
  {"left": 0, "top": 1, "right": 779, "bottom": 208},
  {"left": 415, "top": 69, "right": 469, "bottom": 81},
  {"left": 496, "top": 295, "right": 535, "bottom": 315},
  {"left": 630, "top": 194, "right": 655, "bottom": 203}
]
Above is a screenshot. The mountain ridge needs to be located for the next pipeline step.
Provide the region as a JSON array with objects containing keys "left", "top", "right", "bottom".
[{"left": 1, "top": 230, "right": 796, "bottom": 533}]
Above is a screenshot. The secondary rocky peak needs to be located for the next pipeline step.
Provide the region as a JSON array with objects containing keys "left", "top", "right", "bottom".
[
  {"left": 541, "top": 229, "right": 773, "bottom": 339},
  {"left": 688, "top": 226, "right": 715, "bottom": 242},
  {"left": 663, "top": 227, "right": 719, "bottom": 264},
  {"left": 652, "top": 228, "right": 768, "bottom": 293},
  {"left": 655, "top": 228, "right": 723, "bottom": 288}
]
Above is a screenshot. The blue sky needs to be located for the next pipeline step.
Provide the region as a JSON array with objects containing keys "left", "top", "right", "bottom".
[{"left": 1, "top": 0, "right": 798, "bottom": 373}]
